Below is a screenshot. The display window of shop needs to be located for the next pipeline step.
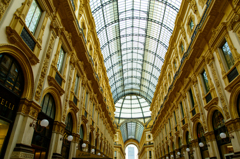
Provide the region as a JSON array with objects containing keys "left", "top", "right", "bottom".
[
  {"left": 212, "top": 110, "right": 233, "bottom": 159},
  {"left": 31, "top": 93, "right": 55, "bottom": 159},
  {"left": 61, "top": 113, "right": 73, "bottom": 159},
  {"left": 0, "top": 54, "right": 24, "bottom": 158},
  {"left": 197, "top": 123, "right": 209, "bottom": 159}
]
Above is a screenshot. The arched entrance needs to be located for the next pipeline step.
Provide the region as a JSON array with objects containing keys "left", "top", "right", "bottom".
[
  {"left": 197, "top": 123, "right": 209, "bottom": 159},
  {"left": 61, "top": 113, "right": 73, "bottom": 159},
  {"left": 212, "top": 110, "right": 232, "bottom": 159},
  {"left": 0, "top": 54, "right": 24, "bottom": 158},
  {"left": 31, "top": 93, "right": 56, "bottom": 159},
  {"left": 125, "top": 144, "right": 138, "bottom": 159}
]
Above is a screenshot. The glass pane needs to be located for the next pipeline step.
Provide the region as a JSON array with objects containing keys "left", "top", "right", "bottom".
[
  {"left": 5, "top": 62, "right": 19, "bottom": 90},
  {"left": 212, "top": 110, "right": 225, "bottom": 130},
  {"left": 74, "top": 75, "right": 79, "bottom": 94},
  {"left": 221, "top": 41, "right": 235, "bottom": 69},
  {"left": 202, "top": 70, "right": 210, "bottom": 93},
  {"left": 0, "top": 55, "right": 13, "bottom": 84},
  {"left": 25, "top": 0, "right": 42, "bottom": 34},
  {"left": 57, "top": 48, "right": 65, "bottom": 73},
  {"left": 0, "top": 119, "right": 10, "bottom": 156}
]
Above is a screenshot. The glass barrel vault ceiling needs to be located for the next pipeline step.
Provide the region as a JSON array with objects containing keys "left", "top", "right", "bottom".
[{"left": 90, "top": 0, "right": 182, "bottom": 117}]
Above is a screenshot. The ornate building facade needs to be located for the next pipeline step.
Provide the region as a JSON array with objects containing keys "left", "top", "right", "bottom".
[
  {"left": 151, "top": 0, "right": 240, "bottom": 159},
  {"left": 0, "top": 0, "right": 115, "bottom": 158}
]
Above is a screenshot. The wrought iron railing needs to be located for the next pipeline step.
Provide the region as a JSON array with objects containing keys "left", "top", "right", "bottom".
[{"left": 20, "top": 27, "right": 36, "bottom": 51}]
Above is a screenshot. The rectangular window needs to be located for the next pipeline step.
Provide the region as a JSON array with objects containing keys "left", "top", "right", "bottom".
[
  {"left": 189, "top": 89, "right": 195, "bottom": 108},
  {"left": 57, "top": 48, "right": 65, "bottom": 73},
  {"left": 74, "top": 74, "right": 79, "bottom": 95},
  {"left": 174, "top": 111, "right": 177, "bottom": 125},
  {"left": 202, "top": 70, "right": 210, "bottom": 93},
  {"left": 221, "top": 41, "right": 235, "bottom": 69},
  {"left": 149, "top": 151, "right": 152, "bottom": 158},
  {"left": 180, "top": 102, "right": 184, "bottom": 118},
  {"left": 85, "top": 92, "right": 88, "bottom": 109},
  {"left": 92, "top": 104, "right": 95, "bottom": 118},
  {"left": 25, "top": 0, "right": 42, "bottom": 34}
]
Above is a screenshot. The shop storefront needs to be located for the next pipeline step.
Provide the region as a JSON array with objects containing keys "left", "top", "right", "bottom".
[{"left": 0, "top": 54, "right": 24, "bottom": 158}]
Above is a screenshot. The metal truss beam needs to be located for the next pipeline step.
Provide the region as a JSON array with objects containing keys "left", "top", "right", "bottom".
[
  {"left": 97, "top": 17, "right": 173, "bottom": 35},
  {"left": 104, "top": 47, "right": 164, "bottom": 63},
  {"left": 100, "top": 33, "right": 168, "bottom": 51},
  {"left": 108, "top": 68, "right": 158, "bottom": 81},
  {"left": 91, "top": 0, "right": 179, "bottom": 14},
  {"left": 114, "top": 92, "right": 152, "bottom": 104},
  {"left": 120, "top": 26, "right": 146, "bottom": 33},
  {"left": 121, "top": 40, "right": 145, "bottom": 46},
  {"left": 110, "top": 76, "right": 156, "bottom": 88},
  {"left": 106, "top": 58, "right": 161, "bottom": 72},
  {"left": 111, "top": 82, "right": 155, "bottom": 96}
]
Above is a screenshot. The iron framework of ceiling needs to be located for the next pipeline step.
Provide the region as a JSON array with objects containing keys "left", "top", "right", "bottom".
[{"left": 90, "top": 0, "right": 182, "bottom": 104}]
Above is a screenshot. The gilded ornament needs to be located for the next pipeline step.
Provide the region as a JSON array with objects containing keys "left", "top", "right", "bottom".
[{"left": 35, "top": 35, "right": 55, "bottom": 101}]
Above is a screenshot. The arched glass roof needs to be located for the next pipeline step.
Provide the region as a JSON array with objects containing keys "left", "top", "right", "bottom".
[
  {"left": 115, "top": 95, "right": 151, "bottom": 120},
  {"left": 120, "top": 121, "right": 144, "bottom": 142},
  {"left": 90, "top": 0, "right": 182, "bottom": 103}
]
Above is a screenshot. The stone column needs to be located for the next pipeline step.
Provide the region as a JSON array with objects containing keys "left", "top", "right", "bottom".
[
  {"left": 225, "top": 119, "right": 240, "bottom": 158},
  {"left": 51, "top": 121, "right": 66, "bottom": 159},
  {"left": 204, "top": 131, "right": 219, "bottom": 159},
  {"left": 191, "top": 139, "right": 201, "bottom": 159},
  {"left": 8, "top": 99, "right": 41, "bottom": 159},
  {"left": 181, "top": 145, "right": 188, "bottom": 159},
  {"left": 69, "top": 133, "right": 79, "bottom": 158}
]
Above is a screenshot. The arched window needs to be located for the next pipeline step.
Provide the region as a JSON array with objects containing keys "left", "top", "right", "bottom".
[
  {"left": 197, "top": 123, "right": 209, "bottom": 159},
  {"left": 212, "top": 110, "right": 232, "bottom": 158},
  {"left": 62, "top": 113, "right": 73, "bottom": 159},
  {"left": 0, "top": 54, "right": 24, "bottom": 158},
  {"left": 32, "top": 93, "right": 55, "bottom": 159}
]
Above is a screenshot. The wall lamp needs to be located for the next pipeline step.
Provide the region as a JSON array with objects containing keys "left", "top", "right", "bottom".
[
  {"left": 199, "top": 142, "right": 210, "bottom": 147},
  {"left": 30, "top": 119, "right": 49, "bottom": 133},
  {"left": 60, "top": 135, "right": 73, "bottom": 142},
  {"left": 220, "top": 132, "right": 234, "bottom": 139}
]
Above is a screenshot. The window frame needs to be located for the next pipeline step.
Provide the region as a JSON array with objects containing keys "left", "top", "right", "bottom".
[
  {"left": 56, "top": 47, "right": 67, "bottom": 74},
  {"left": 201, "top": 70, "right": 210, "bottom": 94},
  {"left": 219, "top": 40, "right": 235, "bottom": 70},
  {"left": 74, "top": 74, "right": 80, "bottom": 95},
  {"left": 25, "top": 0, "right": 44, "bottom": 36}
]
